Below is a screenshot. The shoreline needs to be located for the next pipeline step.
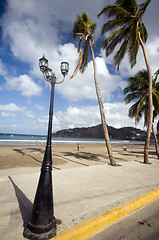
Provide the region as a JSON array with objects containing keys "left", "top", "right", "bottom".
[{"left": 0, "top": 139, "right": 146, "bottom": 146}]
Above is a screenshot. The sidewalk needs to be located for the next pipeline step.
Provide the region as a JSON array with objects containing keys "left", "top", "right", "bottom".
[{"left": 1, "top": 159, "right": 159, "bottom": 240}]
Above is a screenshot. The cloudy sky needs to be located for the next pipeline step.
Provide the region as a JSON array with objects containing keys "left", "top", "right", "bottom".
[{"left": 0, "top": 0, "right": 159, "bottom": 135}]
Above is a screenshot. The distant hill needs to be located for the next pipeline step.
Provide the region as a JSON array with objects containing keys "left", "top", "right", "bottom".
[{"left": 52, "top": 124, "right": 147, "bottom": 141}]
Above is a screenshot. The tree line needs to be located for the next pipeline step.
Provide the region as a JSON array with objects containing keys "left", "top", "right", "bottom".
[{"left": 70, "top": 0, "right": 158, "bottom": 165}]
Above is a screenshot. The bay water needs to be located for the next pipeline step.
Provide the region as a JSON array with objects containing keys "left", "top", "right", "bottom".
[{"left": 0, "top": 133, "right": 144, "bottom": 145}]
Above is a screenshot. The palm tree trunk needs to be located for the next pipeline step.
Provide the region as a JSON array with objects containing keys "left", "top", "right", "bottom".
[
  {"left": 152, "top": 124, "right": 159, "bottom": 159},
  {"left": 139, "top": 33, "right": 153, "bottom": 164},
  {"left": 89, "top": 39, "right": 116, "bottom": 165}
]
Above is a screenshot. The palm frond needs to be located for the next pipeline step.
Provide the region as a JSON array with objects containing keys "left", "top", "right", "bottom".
[
  {"left": 139, "top": 23, "right": 148, "bottom": 43},
  {"left": 70, "top": 49, "right": 83, "bottom": 79},
  {"left": 77, "top": 38, "right": 82, "bottom": 53},
  {"left": 73, "top": 12, "right": 96, "bottom": 40},
  {"left": 116, "top": 0, "right": 137, "bottom": 15},
  {"left": 114, "top": 38, "right": 128, "bottom": 70},
  {"left": 124, "top": 69, "right": 159, "bottom": 126},
  {"left": 128, "top": 24, "right": 139, "bottom": 68},
  {"left": 90, "top": 22, "right": 97, "bottom": 34},
  {"left": 136, "top": 95, "right": 147, "bottom": 121},
  {"left": 153, "top": 110, "right": 157, "bottom": 121},
  {"left": 98, "top": 0, "right": 150, "bottom": 70},
  {"left": 128, "top": 100, "right": 143, "bottom": 124},
  {"left": 101, "top": 25, "right": 127, "bottom": 55},
  {"left": 125, "top": 92, "right": 144, "bottom": 104},
  {"left": 144, "top": 103, "right": 149, "bottom": 127},
  {"left": 138, "top": 0, "right": 151, "bottom": 17},
  {"left": 71, "top": 11, "right": 96, "bottom": 79},
  {"left": 154, "top": 69, "right": 159, "bottom": 81},
  {"left": 124, "top": 70, "right": 149, "bottom": 100},
  {"left": 101, "top": 19, "right": 127, "bottom": 34},
  {"left": 98, "top": 5, "right": 131, "bottom": 19},
  {"left": 153, "top": 95, "right": 159, "bottom": 114},
  {"left": 79, "top": 43, "right": 89, "bottom": 73}
]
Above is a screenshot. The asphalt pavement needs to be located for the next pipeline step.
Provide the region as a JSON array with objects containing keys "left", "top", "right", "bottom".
[{"left": 90, "top": 199, "right": 159, "bottom": 240}]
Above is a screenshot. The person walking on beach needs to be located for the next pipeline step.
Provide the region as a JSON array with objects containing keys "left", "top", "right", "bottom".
[{"left": 77, "top": 143, "right": 79, "bottom": 151}]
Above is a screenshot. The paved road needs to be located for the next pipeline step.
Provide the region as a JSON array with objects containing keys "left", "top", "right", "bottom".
[{"left": 90, "top": 199, "right": 159, "bottom": 240}]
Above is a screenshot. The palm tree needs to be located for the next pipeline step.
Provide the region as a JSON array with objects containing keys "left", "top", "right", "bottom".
[
  {"left": 124, "top": 69, "right": 159, "bottom": 158},
  {"left": 98, "top": 0, "right": 152, "bottom": 164},
  {"left": 71, "top": 12, "right": 116, "bottom": 165}
]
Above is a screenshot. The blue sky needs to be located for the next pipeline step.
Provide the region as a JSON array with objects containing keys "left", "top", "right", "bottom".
[{"left": 0, "top": 0, "right": 159, "bottom": 135}]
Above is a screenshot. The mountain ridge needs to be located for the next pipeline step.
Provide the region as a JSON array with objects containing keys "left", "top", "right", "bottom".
[{"left": 53, "top": 124, "right": 147, "bottom": 141}]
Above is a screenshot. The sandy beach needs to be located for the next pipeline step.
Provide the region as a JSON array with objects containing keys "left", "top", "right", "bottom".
[
  {"left": 0, "top": 143, "right": 157, "bottom": 170},
  {"left": 1, "top": 143, "right": 159, "bottom": 240}
]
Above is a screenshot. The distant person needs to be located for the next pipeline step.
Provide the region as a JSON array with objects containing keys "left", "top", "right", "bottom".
[
  {"left": 77, "top": 143, "right": 79, "bottom": 151},
  {"left": 123, "top": 146, "right": 127, "bottom": 151}
]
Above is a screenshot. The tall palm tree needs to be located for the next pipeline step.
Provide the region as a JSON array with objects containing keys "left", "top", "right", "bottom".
[
  {"left": 124, "top": 69, "right": 159, "bottom": 158},
  {"left": 71, "top": 12, "right": 116, "bottom": 165},
  {"left": 98, "top": 0, "right": 152, "bottom": 164}
]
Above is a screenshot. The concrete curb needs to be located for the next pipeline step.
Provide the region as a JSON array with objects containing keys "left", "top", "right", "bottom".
[{"left": 51, "top": 187, "right": 159, "bottom": 240}]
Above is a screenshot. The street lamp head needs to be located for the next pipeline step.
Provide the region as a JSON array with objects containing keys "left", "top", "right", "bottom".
[
  {"left": 61, "top": 62, "right": 69, "bottom": 77},
  {"left": 39, "top": 55, "right": 48, "bottom": 73},
  {"left": 43, "top": 67, "right": 56, "bottom": 84},
  {"left": 39, "top": 56, "right": 69, "bottom": 84}
]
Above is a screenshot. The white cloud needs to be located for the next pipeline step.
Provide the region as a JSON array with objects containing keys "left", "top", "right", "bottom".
[
  {"left": 96, "top": 57, "right": 123, "bottom": 100},
  {"left": 25, "top": 111, "right": 35, "bottom": 119},
  {"left": 38, "top": 115, "right": 49, "bottom": 124},
  {"left": 56, "top": 49, "right": 124, "bottom": 102},
  {"left": 51, "top": 102, "right": 145, "bottom": 132},
  {"left": 0, "top": 103, "right": 25, "bottom": 112},
  {"left": 1, "top": 0, "right": 159, "bottom": 103},
  {"left": 34, "top": 104, "right": 44, "bottom": 110},
  {"left": 1, "top": 112, "right": 16, "bottom": 117},
  {"left": 5, "top": 74, "right": 42, "bottom": 97},
  {"left": 146, "top": 36, "right": 159, "bottom": 74},
  {"left": 103, "top": 102, "right": 144, "bottom": 129},
  {"left": 52, "top": 105, "right": 100, "bottom": 131},
  {"left": 0, "top": 59, "right": 7, "bottom": 76}
]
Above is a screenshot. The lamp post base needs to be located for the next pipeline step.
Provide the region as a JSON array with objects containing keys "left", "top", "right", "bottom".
[{"left": 23, "top": 223, "right": 56, "bottom": 240}]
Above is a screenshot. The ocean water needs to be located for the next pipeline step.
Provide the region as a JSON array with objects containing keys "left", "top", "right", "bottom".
[{"left": 0, "top": 133, "right": 145, "bottom": 145}]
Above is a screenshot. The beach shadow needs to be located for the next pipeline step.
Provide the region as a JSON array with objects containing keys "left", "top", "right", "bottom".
[
  {"left": 27, "top": 147, "right": 45, "bottom": 154},
  {"left": 113, "top": 156, "right": 129, "bottom": 162},
  {"left": 130, "top": 150, "right": 157, "bottom": 156},
  {"left": 123, "top": 152, "right": 143, "bottom": 158},
  {"left": 131, "top": 151, "right": 146, "bottom": 155},
  {"left": 13, "top": 148, "right": 43, "bottom": 164},
  {"left": 130, "top": 151, "right": 159, "bottom": 160},
  {"left": 134, "top": 160, "right": 144, "bottom": 163},
  {"left": 13, "top": 148, "right": 61, "bottom": 170},
  {"left": 62, "top": 151, "right": 106, "bottom": 163},
  {"left": 8, "top": 176, "right": 32, "bottom": 228},
  {"left": 54, "top": 153, "right": 89, "bottom": 167}
]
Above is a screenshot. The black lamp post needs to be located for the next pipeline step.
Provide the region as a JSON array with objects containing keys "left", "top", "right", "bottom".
[{"left": 23, "top": 55, "right": 69, "bottom": 240}]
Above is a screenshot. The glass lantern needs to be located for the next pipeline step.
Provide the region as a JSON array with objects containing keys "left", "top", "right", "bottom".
[
  {"left": 61, "top": 62, "right": 69, "bottom": 77},
  {"left": 39, "top": 55, "right": 48, "bottom": 73}
]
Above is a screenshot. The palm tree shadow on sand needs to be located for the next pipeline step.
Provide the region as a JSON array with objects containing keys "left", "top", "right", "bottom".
[{"left": 8, "top": 176, "right": 32, "bottom": 228}]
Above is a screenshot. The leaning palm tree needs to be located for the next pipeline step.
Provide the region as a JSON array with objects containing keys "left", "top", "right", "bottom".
[
  {"left": 124, "top": 70, "right": 159, "bottom": 158},
  {"left": 98, "top": 0, "right": 152, "bottom": 164},
  {"left": 71, "top": 12, "right": 116, "bottom": 165}
]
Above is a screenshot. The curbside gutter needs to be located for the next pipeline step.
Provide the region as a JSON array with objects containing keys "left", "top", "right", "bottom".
[{"left": 51, "top": 187, "right": 159, "bottom": 240}]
